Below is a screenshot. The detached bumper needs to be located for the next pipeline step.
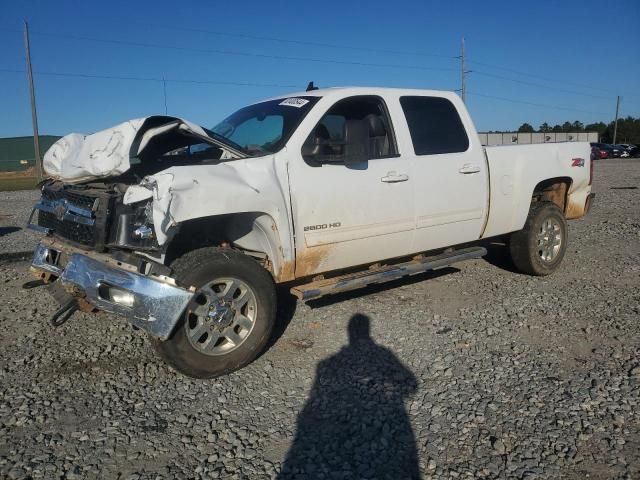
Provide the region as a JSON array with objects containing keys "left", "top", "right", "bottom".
[{"left": 31, "top": 242, "right": 193, "bottom": 340}]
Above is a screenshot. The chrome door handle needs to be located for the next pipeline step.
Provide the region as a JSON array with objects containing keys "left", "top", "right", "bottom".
[
  {"left": 458, "top": 164, "right": 481, "bottom": 174},
  {"left": 381, "top": 172, "right": 409, "bottom": 183}
]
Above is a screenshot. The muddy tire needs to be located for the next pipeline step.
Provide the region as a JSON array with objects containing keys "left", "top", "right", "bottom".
[
  {"left": 509, "top": 202, "right": 568, "bottom": 276},
  {"left": 151, "top": 247, "right": 276, "bottom": 378}
]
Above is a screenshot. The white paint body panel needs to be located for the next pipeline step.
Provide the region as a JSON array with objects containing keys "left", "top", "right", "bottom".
[
  {"left": 123, "top": 155, "right": 296, "bottom": 280},
  {"left": 399, "top": 92, "right": 489, "bottom": 253},
  {"left": 46, "top": 87, "right": 592, "bottom": 281},
  {"left": 482, "top": 142, "right": 592, "bottom": 237}
]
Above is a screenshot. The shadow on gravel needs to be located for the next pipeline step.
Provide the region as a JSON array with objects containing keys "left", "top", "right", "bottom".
[
  {"left": 0, "top": 226, "right": 21, "bottom": 236},
  {"left": 279, "top": 314, "right": 420, "bottom": 479},
  {"left": 263, "top": 287, "right": 299, "bottom": 353},
  {"left": 479, "top": 238, "right": 520, "bottom": 274}
]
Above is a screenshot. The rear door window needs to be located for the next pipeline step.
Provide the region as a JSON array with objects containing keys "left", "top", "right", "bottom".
[{"left": 400, "top": 96, "right": 469, "bottom": 155}]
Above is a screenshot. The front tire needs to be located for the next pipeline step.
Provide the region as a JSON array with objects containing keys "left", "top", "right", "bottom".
[
  {"left": 509, "top": 202, "right": 568, "bottom": 276},
  {"left": 152, "top": 247, "right": 276, "bottom": 378}
]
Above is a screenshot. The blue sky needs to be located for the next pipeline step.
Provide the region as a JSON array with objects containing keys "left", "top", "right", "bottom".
[{"left": 1, "top": 0, "right": 639, "bottom": 137}]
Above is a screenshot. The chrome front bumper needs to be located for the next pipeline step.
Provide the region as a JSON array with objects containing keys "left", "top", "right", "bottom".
[{"left": 31, "top": 243, "right": 193, "bottom": 340}]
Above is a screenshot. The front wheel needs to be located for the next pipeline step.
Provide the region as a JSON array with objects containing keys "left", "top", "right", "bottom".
[
  {"left": 509, "top": 202, "right": 568, "bottom": 276},
  {"left": 152, "top": 247, "right": 276, "bottom": 378}
]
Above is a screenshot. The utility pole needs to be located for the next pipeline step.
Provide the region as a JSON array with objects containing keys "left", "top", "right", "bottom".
[
  {"left": 460, "top": 37, "right": 466, "bottom": 103},
  {"left": 162, "top": 76, "right": 168, "bottom": 115},
  {"left": 459, "top": 38, "right": 471, "bottom": 103},
  {"left": 612, "top": 95, "right": 620, "bottom": 145},
  {"left": 23, "top": 20, "right": 42, "bottom": 179}
]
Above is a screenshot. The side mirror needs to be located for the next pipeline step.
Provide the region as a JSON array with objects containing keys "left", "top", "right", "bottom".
[
  {"left": 343, "top": 120, "right": 368, "bottom": 165},
  {"left": 301, "top": 136, "right": 322, "bottom": 158}
]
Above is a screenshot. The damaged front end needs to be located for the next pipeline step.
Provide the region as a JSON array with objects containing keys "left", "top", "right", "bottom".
[
  {"left": 26, "top": 177, "right": 194, "bottom": 338},
  {"left": 24, "top": 115, "right": 233, "bottom": 338},
  {"left": 26, "top": 112, "right": 282, "bottom": 337},
  {"left": 29, "top": 238, "right": 193, "bottom": 340}
]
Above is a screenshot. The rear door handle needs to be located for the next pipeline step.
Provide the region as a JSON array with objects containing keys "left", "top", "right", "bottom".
[
  {"left": 458, "top": 164, "right": 481, "bottom": 174},
  {"left": 381, "top": 172, "right": 409, "bottom": 183}
]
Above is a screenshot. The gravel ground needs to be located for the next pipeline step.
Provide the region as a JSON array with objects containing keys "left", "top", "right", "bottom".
[
  {"left": 1, "top": 160, "right": 639, "bottom": 479},
  {"left": 0, "top": 189, "right": 40, "bottom": 258}
]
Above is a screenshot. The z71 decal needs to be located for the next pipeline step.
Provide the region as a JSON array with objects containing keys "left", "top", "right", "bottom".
[{"left": 571, "top": 158, "right": 585, "bottom": 167}]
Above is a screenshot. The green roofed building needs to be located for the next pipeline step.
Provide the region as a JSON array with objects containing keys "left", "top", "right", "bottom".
[{"left": 0, "top": 135, "right": 61, "bottom": 173}]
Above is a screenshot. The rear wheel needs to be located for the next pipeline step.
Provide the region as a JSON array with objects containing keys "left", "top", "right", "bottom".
[
  {"left": 509, "top": 202, "right": 568, "bottom": 276},
  {"left": 152, "top": 247, "right": 276, "bottom": 378}
]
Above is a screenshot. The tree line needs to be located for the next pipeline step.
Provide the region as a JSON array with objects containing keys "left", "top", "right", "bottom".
[{"left": 514, "top": 116, "right": 640, "bottom": 144}]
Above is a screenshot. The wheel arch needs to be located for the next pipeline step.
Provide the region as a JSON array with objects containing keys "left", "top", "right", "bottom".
[
  {"left": 531, "top": 177, "right": 573, "bottom": 213},
  {"left": 165, "top": 212, "right": 294, "bottom": 282}
]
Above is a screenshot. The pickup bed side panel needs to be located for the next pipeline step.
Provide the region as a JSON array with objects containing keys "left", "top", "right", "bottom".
[{"left": 482, "top": 142, "right": 591, "bottom": 238}]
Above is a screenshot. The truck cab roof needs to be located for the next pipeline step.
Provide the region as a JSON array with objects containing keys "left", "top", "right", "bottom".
[{"left": 264, "top": 86, "right": 458, "bottom": 102}]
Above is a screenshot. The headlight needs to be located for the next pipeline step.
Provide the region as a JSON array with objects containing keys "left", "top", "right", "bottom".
[
  {"left": 133, "top": 225, "right": 154, "bottom": 239},
  {"left": 110, "top": 200, "right": 157, "bottom": 250}
]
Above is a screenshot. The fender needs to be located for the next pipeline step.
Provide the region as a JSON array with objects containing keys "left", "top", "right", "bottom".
[{"left": 123, "top": 154, "right": 296, "bottom": 282}]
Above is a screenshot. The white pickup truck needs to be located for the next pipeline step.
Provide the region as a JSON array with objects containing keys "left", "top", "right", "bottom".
[{"left": 27, "top": 87, "right": 594, "bottom": 377}]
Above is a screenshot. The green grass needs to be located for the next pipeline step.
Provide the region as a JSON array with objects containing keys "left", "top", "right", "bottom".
[{"left": 0, "top": 176, "right": 39, "bottom": 192}]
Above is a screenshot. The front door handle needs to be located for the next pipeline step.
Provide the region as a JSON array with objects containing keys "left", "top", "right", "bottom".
[
  {"left": 381, "top": 172, "right": 409, "bottom": 183},
  {"left": 458, "top": 164, "right": 481, "bottom": 174}
]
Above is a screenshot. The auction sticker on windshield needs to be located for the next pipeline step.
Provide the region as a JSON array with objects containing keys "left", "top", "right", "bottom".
[{"left": 279, "top": 98, "right": 310, "bottom": 108}]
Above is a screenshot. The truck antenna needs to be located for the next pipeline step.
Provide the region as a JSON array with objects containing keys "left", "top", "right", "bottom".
[{"left": 306, "top": 81, "right": 318, "bottom": 92}]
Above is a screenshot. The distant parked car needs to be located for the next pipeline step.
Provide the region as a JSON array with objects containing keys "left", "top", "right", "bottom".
[
  {"left": 611, "top": 145, "right": 623, "bottom": 157},
  {"left": 618, "top": 144, "right": 638, "bottom": 157},
  {"left": 591, "top": 142, "right": 613, "bottom": 158},
  {"left": 591, "top": 145, "right": 606, "bottom": 160},
  {"left": 614, "top": 145, "right": 630, "bottom": 158}
]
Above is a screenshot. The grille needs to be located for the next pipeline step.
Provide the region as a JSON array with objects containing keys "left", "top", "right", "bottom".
[
  {"left": 36, "top": 187, "right": 109, "bottom": 248},
  {"left": 38, "top": 210, "right": 96, "bottom": 246},
  {"left": 41, "top": 188, "right": 97, "bottom": 210}
]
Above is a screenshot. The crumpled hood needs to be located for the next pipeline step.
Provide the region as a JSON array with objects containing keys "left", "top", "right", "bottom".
[{"left": 43, "top": 116, "right": 238, "bottom": 182}]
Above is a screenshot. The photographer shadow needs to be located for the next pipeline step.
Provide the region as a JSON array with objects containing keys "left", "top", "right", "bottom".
[{"left": 278, "top": 313, "right": 421, "bottom": 479}]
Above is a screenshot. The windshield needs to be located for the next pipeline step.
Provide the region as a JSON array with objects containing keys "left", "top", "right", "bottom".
[{"left": 207, "top": 96, "right": 320, "bottom": 156}]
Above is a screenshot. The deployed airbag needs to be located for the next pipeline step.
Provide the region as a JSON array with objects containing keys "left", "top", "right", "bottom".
[{"left": 42, "top": 116, "right": 237, "bottom": 182}]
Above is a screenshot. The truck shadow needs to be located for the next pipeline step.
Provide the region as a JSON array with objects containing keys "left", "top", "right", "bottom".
[
  {"left": 0, "top": 226, "right": 21, "bottom": 237},
  {"left": 478, "top": 238, "right": 520, "bottom": 274},
  {"left": 265, "top": 267, "right": 460, "bottom": 353},
  {"left": 277, "top": 313, "right": 421, "bottom": 479},
  {"left": 306, "top": 266, "right": 460, "bottom": 308}
]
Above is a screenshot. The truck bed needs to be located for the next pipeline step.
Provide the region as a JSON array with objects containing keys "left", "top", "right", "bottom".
[{"left": 482, "top": 142, "right": 592, "bottom": 238}]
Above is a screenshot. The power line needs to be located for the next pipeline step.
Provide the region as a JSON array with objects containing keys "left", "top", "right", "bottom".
[
  {"left": 1, "top": 67, "right": 614, "bottom": 117},
  {"left": 0, "top": 23, "right": 457, "bottom": 59},
  {"left": 466, "top": 58, "right": 623, "bottom": 96},
  {"left": 472, "top": 70, "right": 612, "bottom": 100},
  {"left": 467, "top": 91, "right": 609, "bottom": 116},
  {"left": 1, "top": 24, "right": 633, "bottom": 99},
  {"left": 0, "top": 67, "right": 299, "bottom": 88},
  {"left": 24, "top": 30, "right": 458, "bottom": 73},
  {"left": 1, "top": 66, "right": 613, "bottom": 118},
  {"left": 119, "top": 20, "right": 458, "bottom": 59}
]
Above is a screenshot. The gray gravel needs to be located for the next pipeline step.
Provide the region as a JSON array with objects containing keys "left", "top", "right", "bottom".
[
  {"left": 1, "top": 159, "right": 639, "bottom": 479},
  {"left": 0, "top": 189, "right": 40, "bottom": 258}
]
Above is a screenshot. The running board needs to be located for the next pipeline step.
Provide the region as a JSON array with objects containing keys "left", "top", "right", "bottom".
[{"left": 290, "top": 246, "right": 487, "bottom": 301}]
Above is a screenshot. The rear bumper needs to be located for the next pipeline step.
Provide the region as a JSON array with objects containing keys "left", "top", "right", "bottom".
[{"left": 31, "top": 242, "right": 193, "bottom": 340}]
